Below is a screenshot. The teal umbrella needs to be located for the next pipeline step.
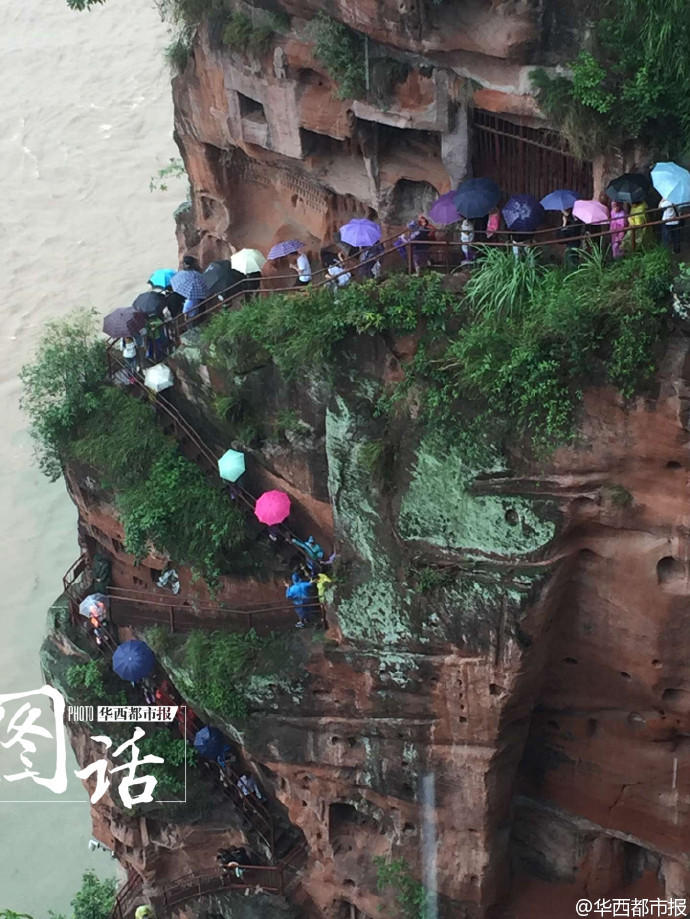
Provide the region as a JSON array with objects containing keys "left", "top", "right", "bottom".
[{"left": 218, "top": 449, "right": 245, "bottom": 482}]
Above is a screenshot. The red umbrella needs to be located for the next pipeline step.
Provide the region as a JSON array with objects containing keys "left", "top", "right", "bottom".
[{"left": 254, "top": 490, "right": 291, "bottom": 525}]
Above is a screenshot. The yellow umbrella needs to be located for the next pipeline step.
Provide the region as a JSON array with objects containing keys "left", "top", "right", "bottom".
[{"left": 231, "top": 248, "right": 266, "bottom": 274}]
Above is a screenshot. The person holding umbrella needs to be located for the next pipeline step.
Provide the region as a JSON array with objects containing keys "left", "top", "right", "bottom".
[
  {"left": 660, "top": 199, "right": 682, "bottom": 254},
  {"left": 170, "top": 255, "right": 208, "bottom": 320},
  {"left": 609, "top": 200, "right": 628, "bottom": 259},
  {"left": 289, "top": 245, "right": 312, "bottom": 286}
]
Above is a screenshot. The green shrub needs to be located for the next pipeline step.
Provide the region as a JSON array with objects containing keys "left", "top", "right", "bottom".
[
  {"left": 137, "top": 728, "right": 197, "bottom": 798},
  {"left": 20, "top": 310, "right": 107, "bottom": 480},
  {"left": 374, "top": 856, "right": 427, "bottom": 918},
  {"left": 66, "top": 660, "right": 107, "bottom": 700},
  {"left": 164, "top": 33, "right": 192, "bottom": 73},
  {"left": 531, "top": 0, "right": 690, "bottom": 155},
  {"left": 180, "top": 629, "right": 266, "bottom": 721},
  {"left": 307, "top": 13, "right": 366, "bottom": 100},
  {"left": 117, "top": 451, "right": 245, "bottom": 584},
  {"left": 69, "top": 387, "right": 171, "bottom": 489},
  {"left": 221, "top": 12, "right": 274, "bottom": 55}
]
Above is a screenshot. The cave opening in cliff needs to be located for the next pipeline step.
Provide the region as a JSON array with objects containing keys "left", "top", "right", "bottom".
[
  {"left": 471, "top": 108, "right": 593, "bottom": 202},
  {"left": 389, "top": 178, "right": 439, "bottom": 225}
]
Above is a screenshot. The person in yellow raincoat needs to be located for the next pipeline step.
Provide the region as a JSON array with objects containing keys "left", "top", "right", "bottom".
[
  {"left": 626, "top": 201, "right": 651, "bottom": 251},
  {"left": 135, "top": 906, "right": 155, "bottom": 919}
]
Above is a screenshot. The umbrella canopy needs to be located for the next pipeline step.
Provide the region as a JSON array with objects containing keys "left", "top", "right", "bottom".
[
  {"left": 502, "top": 194, "right": 545, "bottom": 233},
  {"left": 112, "top": 640, "right": 155, "bottom": 682},
  {"left": 254, "top": 489, "right": 291, "bottom": 525},
  {"left": 103, "top": 307, "right": 147, "bottom": 339},
  {"left": 148, "top": 268, "right": 176, "bottom": 289},
  {"left": 193, "top": 726, "right": 229, "bottom": 760},
  {"left": 132, "top": 291, "right": 166, "bottom": 318},
  {"left": 267, "top": 239, "right": 304, "bottom": 260},
  {"left": 231, "top": 249, "right": 266, "bottom": 274},
  {"left": 428, "top": 191, "right": 461, "bottom": 226},
  {"left": 144, "top": 363, "right": 174, "bottom": 393},
  {"left": 78, "top": 593, "right": 109, "bottom": 620},
  {"left": 339, "top": 219, "right": 382, "bottom": 247},
  {"left": 651, "top": 162, "right": 690, "bottom": 206},
  {"left": 605, "top": 173, "right": 650, "bottom": 204},
  {"left": 540, "top": 189, "right": 578, "bottom": 212},
  {"left": 218, "top": 449, "right": 245, "bottom": 482},
  {"left": 454, "top": 177, "right": 501, "bottom": 219},
  {"left": 572, "top": 199, "right": 609, "bottom": 225},
  {"left": 203, "top": 260, "right": 245, "bottom": 297},
  {"left": 170, "top": 269, "right": 208, "bottom": 300}
]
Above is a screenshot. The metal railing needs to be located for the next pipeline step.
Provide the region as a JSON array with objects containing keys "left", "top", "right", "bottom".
[{"left": 110, "top": 872, "right": 143, "bottom": 919}]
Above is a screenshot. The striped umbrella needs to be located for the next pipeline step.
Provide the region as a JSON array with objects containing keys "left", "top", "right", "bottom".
[{"left": 267, "top": 239, "right": 303, "bottom": 260}]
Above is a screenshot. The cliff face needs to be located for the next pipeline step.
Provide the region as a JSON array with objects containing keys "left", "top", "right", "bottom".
[
  {"left": 56, "top": 326, "right": 690, "bottom": 918},
  {"left": 171, "top": 0, "right": 594, "bottom": 264}
]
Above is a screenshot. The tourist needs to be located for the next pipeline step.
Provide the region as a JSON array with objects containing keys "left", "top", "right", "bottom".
[
  {"left": 120, "top": 337, "right": 137, "bottom": 376},
  {"left": 146, "top": 317, "right": 167, "bottom": 363},
  {"left": 660, "top": 198, "right": 682, "bottom": 254},
  {"left": 180, "top": 255, "right": 206, "bottom": 319},
  {"left": 609, "top": 201, "right": 627, "bottom": 259},
  {"left": 290, "top": 246, "right": 312, "bottom": 286},
  {"left": 559, "top": 208, "right": 581, "bottom": 268},
  {"left": 410, "top": 217, "right": 431, "bottom": 274},
  {"left": 237, "top": 773, "right": 264, "bottom": 800},
  {"left": 627, "top": 200, "right": 650, "bottom": 251},
  {"left": 460, "top": 218, "right": 475, "bottom": 263},
  {"left": 485, "top": 207, "right": 500, "bottom": 241},
  {"left": 285, "top": 572, "right": 315, "bottom": 627},
  {"left": 325, "top": 251, "right": 352, "bottom": 289},
  {"left": 290, "top": 535, "right": 325, "bottom": 575},
  {"left": 360, "top": 240, "right": 384, "bottom": 279}
]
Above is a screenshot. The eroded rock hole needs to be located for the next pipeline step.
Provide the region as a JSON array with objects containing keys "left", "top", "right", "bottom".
[
  {"left": 563, "top": 657, "right": 578, "bottom": 664},
  {"left": 666, "top": 461, "right": 682, "bottom": 469},
  {"left": 657, "top": 556, "right": 686, "bottom": 584}
]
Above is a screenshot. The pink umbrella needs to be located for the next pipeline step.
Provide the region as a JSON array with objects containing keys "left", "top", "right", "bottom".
[
  {"left": 254, "top": 490, "right": 291, "bottom": 525},
  {"left": 572, "top": 199, "right": 609, "bottom": 225}
]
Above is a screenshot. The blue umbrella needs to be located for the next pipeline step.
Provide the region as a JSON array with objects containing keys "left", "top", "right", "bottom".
[
  {"left": 170, "top": 269, "right": 208, "bottom": 300},
  {"left": 218, "top": 449, "right": 245, "bottom": 482},
  {"left": 502, "top": 194, "right": 545, "bottom": 233},
  {"left": 339, "top": 219, "right": 382, "bottom": 247},
  {"left": 194, "top": 726, "right": 229, "bottom": 761},
  {"left": 267, "top": 239, "right": 303, "bottom": 260},
  {"left": 651, "top": 162, "right": 690, "bottom": 206},
  {"left": 540, "top": 189, "right": 578, "bottom": 211},
  {"left": 112, "top": 640, "right": 155, "bottom": 682},
  {"left": 454, "top": 178, "right": 501, "bottom": 219},
  {"left": 149, "top": 269, "right": 176, "bottom": 288}
]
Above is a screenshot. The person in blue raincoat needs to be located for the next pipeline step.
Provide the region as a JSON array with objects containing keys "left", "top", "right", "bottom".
[
  {"left": 285, "top": 573, "right": 316, "bottom": 628},
  {"left": 290, "top": 535, "right": 324, "bottom": 575}
]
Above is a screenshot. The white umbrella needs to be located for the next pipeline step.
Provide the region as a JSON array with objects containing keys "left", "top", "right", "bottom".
[{"left": 144, "top": 363, "right": 174, "bottom": 392}]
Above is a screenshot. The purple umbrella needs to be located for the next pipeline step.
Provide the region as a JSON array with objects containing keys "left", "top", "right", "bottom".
[
  {"left": 267, "top": 239, "right": 304, "bottom": 260},
  {"left": 502, "top": 194, "right": 545, "bottom": 233},
  {"left": 103, "top": 307, "right": 147, "bottom": 338},
  {"left": 170, "top": 269, "right": 208, "bottom": 300},
  {"left": 339, "top": 219, "right": 382, "bottom": 247},
  {"left": 572, "top": 199, "right": 609, "bottom": 225},
  {"left": 428, "top": 192, "right": 461, "bottom": 226}
]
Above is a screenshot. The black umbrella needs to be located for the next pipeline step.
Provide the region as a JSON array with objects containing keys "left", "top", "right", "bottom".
[
  {"left": 203, "top": 260, "right": 246, "bottom": 297},
  {"left": 132, "top": 291, "right": 166, "bottom": 318},
  {"left": 454, "top": 177, "right": 501, "bottom": 218},
  {"left": 605, "top": 173, "right": 650, "bottom": 204},
  {"left": 103, "top": 307, "right": 147, "bottom": 339}
]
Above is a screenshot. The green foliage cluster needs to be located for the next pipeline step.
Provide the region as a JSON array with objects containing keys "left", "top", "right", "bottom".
[
  {"left": 176, "top": 628, "right": 266, "bottom": 721},
  {"left": 427, "top": 246, "right": 671, "bottom": 450},
  {"left": 221, "top": 12, "right": 273, "bottom": 55},
  {"left": 531, "top": 0, "right": 690, "bottom": 156},
  {"left": 307, "top": 12, "right": 366, "bottom": 100},
  {"left": 202, "top": 250, "right": 670, "bottom": 454},
  {"left": 66, "top": 660, "right": 107, "bottom": 699},
  {"left": 19, "top": 310, "right": 107, "bottom": 480},
  {"left": 10, "top": 869, "right": 118, "bottom": 919},
  {"left": 374, "top": 856, "right": 427, "bottom": 919},
  {"left": 137, "top": 728, "right": 197, "bottom": 797},
  {"left": 202, "top": 273, "right": 454, "bottom": 377},
  {"left": 149, "top": 156, "right": 187, "bottom": 192}
]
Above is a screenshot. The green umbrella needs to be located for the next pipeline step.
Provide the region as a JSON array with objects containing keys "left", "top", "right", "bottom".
[{"left": 218, "top": 449, "right": 245, "bottom": 482}]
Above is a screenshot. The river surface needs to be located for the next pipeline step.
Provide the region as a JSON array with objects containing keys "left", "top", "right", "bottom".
[{"left": 0, "top": 0, "right": 181, "bottom": 911}]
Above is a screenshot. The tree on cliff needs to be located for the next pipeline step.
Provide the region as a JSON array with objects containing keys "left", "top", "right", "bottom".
[
  {"left": 19, "top": 310, "right": 106, "bottom": 481},
  {"left": 1, "top": 869, "right": 116, "bottom": 919},
  {"left": 532, "top": 0, "right": 690, "bottom": 156}
]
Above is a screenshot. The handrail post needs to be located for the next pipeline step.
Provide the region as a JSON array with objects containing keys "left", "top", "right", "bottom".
[
  {"left": 445, "top": 239, "right": 450, "bottom": 274},
  {"left": 169, "top": 606, "right": 175, "bottom": 633},
  {"left": 406, "top": 239, "right": 413, "bottom": 275}
]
